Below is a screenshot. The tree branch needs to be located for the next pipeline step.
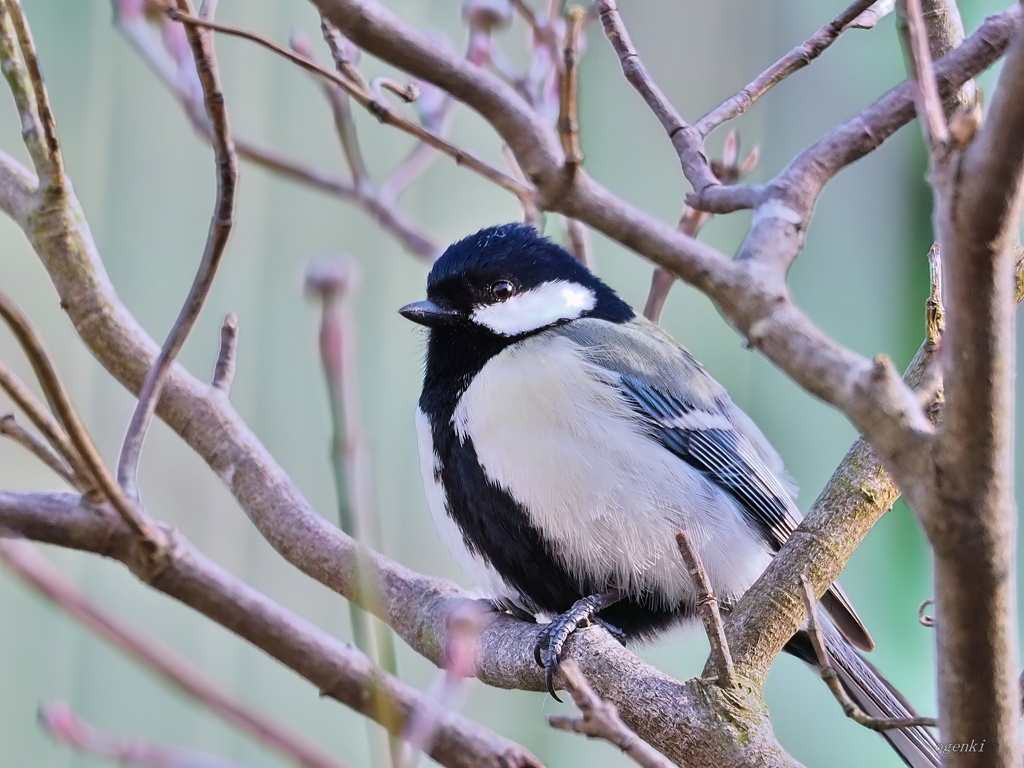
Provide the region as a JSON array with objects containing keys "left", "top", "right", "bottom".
[
  {"left": 898, "top": 0, "right": 951, "bottom": 148},
  {"left": 0, "top": 361, "right": 95, "bottom": 491},
  {"left": 675, "top": 532, "right": 735, "bottom": 690},
  {"left": 920, "top": 3, "right": 1024, "bottom": 761},
  {"left": 118, "top": 0, "right": 238, "bottom": 499},
  {"left": 594, "top": 0, "right": 718, "bottom": 195},
  {"left": 547, "top": 661, "right": 675, "bottom": 768},
  {"left": 797, "top": 575, "right": 937, "bottom": 731},
  {"left": 113, "top": 1, "right": 438, "bottom": 261},
  {"left": 557, "top": 6, "right": 584, "bottom": 174},
  {"left": 0, "top": 292, "right": 162, "bottom": 545},
  {"left": 0, "top": 492, "right": 544, "bottom": 768},
  {"left": 40, "top": 701, "right": 253, "bottom": 768},
  {"left": 210, "top": 313, "right": 238, "bottom": 392},
  {"left": 0, "top": 0, "right": 63, "bottom": 189},
  {"left": 164, "top": 7, "right": 534, "bottom": 205},
  {"left": 901, "top": 0, "right": 976, "bottom": 114},
  {"left": 695, "top": 0, "right": 879, "bottom": 137},
  {"left": 0, "top": 414, "right": 79, "bottom": 489},
  {"left": 0, "top": 538, "right": 348, "bottom": 768},
  {"left": 3, "top": 2, "right": 1021, "bottom": 764},
  {"left": 725, "top": 266, "right": 947, "bottom": 680},
  {"left": 0, "top": 147, "right": 35, "bottom": 223}
]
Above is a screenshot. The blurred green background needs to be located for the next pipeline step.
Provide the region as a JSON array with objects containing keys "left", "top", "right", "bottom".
[{"left": 0, "top": 1, "right": 1018, "bottom": 766}]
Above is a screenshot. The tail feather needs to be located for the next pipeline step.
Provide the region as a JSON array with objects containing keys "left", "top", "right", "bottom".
[{"left": 786, "top": 622, "right": 939, "bottom": 768}]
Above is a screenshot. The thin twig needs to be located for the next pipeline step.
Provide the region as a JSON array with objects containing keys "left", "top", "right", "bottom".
[
  {"left": 0, "top": 414, "right": 80, "bottom": 489},
  {"left": 304, "top": 257, "right": 402, "bottom": 760},
  {"left": 898, "top": 0, "right": 951, "bottom": 149},
  {"left": 237, "top": 130, "right": 436, "bottom": 257},
  {"left": 0, "top": 292, "right": 161, "bottom": 544},
  {"left": 644, "top": 131, "right": 758, "bottom": 323},
  {"left": 41, "top": 701, "right": 253, "bottom": 768},
  {"left": 564, "top": 217, "right": 591, "bottom": 266},
  {"left": 0, "top": 3, "right": 46, "bottom": 181},
  {"left": 163, "top": 7, "right": 534, "bottom": 205},
  {"left": 898, "top": 0, "right": 976, "bottom": 116},
  {"left": 547, "top": 660, "right": 675, "bottom": 768},
  {"left": 315, "top": 21, "right": 370, "bottom": 187},
  {"left": 595, "top": 0, "right": 718, "bottom": 195},
  {"left": 1, "top": 0, "right": 64, "bottom": 189},
  {"left": 0, "top": 363, "right": 95, "bottom": 491},
  {"left": 501, "top": 145, "right": 541, "bottom": 227},
  {"left": 798, "top": 574, "right": 937, "bottom": 731},
  {"left": 643, "top": 207, "right": 709, "bottom": 323},
  {"left": 118, "top": 0, "right": 238, "bottom": 499},
  {"left": 0, "top": 538, "right": 350, "bottom": 768},
  {"left": 511, "top": 0, "right": 559, "bottom": 68},
  {"left": 210, "top": 313, "right": 238, "bottom": 393},
  {"left": 558, "top": 6, "right": 585, "bottom": 174},
  {"left": 675, "top": 532, "right": 735, "bottom": 689},
  {"left": 396, "top": 601, "right": 486, "bottom": 768},
  {"left": 378, "top": 124, "right": 447, "bottom": 204},
  {"left": 115, "top": 5, "right": 436, "bottom": 255},
  {"left": 287, "top": 24, "right": 438, "bottom": 260},
  {"left": 234, "top": 138, "right": 353, "bottom": 195},
  {"left": 695, "top": 0, "right": 878, "bottom": 137}
]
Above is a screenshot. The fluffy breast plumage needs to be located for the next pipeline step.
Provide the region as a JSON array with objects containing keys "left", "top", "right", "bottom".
[{"left": 417, "top": 331, "right": 773, "bottom": 638}]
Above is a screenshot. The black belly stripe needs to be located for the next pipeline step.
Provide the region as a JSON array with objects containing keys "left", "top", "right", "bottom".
[{"left": 433, "top": 422, "right": 693, "bottom": 639}]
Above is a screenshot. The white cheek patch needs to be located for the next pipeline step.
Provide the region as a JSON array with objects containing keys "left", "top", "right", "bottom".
[{"left": 471, "top": 280, "right": 597, "bottom": 336}]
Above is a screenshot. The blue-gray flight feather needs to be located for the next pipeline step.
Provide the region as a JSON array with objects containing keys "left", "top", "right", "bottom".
[{"left": 555, "top": 317, "right": 874, "bottom": 652}]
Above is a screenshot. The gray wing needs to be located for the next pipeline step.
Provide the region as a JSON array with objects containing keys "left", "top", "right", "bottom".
[{"left": 557, "top": 317, "right": 874, "bottom": 651}]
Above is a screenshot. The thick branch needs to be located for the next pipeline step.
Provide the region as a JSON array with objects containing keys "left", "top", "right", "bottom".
[
  {"left": 915, "top": 0, "right": 976, "bottom": 113},
  {"left": 923, "top": 8, "right": 1024, "bottom": 762},
  {"left": 726, "top": 327, "right": 944, "bottom": 681},
  {"left": 0, "top": 491, "right": 798, "bottom": 768},
  {"left": 0, "top": 492, "right": 542, "bottom": 768}
]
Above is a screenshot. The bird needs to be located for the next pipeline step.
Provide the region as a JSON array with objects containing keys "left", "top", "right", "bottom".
[{"left": 400, "top": 222, "right": 938, "bottom": 767}]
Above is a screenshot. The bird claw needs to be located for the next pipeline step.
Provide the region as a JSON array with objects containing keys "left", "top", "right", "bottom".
[
  {"left": 596, "top": 617, "right": 628, "bottom": 646},
  {"left": 532, "top": 594, "right": 610, "bottom": 701}
]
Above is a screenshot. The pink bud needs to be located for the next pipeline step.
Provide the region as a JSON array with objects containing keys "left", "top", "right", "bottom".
[
  {"left": 289, "top": 28, "right": 315, "bottom": 59},
  {"left": 462, "top": 0, "right": 513, "bottom": 33}
]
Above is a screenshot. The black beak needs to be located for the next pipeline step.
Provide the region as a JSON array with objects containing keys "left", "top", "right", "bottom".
[{"left": 399, "top": 299, "right": 460, "bottom": 328}]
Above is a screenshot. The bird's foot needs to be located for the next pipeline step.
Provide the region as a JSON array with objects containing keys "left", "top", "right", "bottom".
[
  {"left": 532, "top": 589, "right": 623, "bottom": 700},
  {"left": 595, "top": 617, "right": 628, "bottom": 646}
]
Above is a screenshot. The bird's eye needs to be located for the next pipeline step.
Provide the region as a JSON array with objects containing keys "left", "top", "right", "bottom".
[{"left": 489, "top": 280, "right": 515, "bottom": 301}]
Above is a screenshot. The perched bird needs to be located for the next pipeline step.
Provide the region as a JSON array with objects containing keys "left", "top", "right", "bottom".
[{"left": 401, "top": 222, "right": 937, "bottom": 767}]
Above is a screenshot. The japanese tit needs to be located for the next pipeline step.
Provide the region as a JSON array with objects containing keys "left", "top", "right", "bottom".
[{"left": 401, "top": 223, "right": 937, "bottom": 767}]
